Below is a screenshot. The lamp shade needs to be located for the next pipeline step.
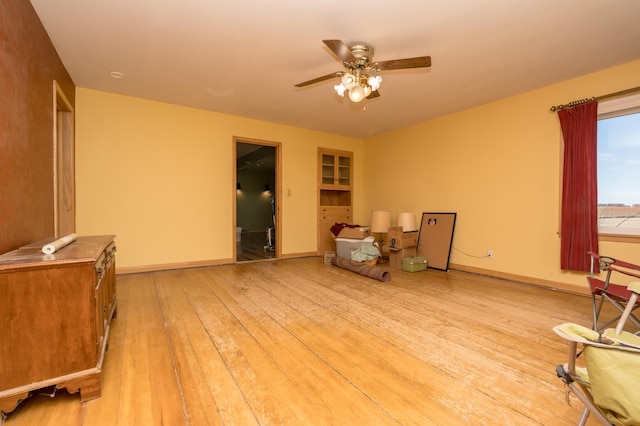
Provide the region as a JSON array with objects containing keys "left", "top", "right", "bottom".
[
  {"left": 348, "top": 85, "right": 366, "bottom": 102},
  {"left": 370, "top": 210, "right": 391, "bottom": 233},
  {"left": 397, "top": 212, "right": 417, "bottom": 231},
  {"left": 341, "top": 73, "right": 357, "bottom": 89}
]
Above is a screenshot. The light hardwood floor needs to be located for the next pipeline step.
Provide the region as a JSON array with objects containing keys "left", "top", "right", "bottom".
[{"left": 4, "top": 258, "right": 606, "bottom": 425}]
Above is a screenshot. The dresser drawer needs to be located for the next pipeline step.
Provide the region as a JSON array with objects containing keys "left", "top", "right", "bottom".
[
  {"left": 322, "top": 214, "right": 350, "bottom": 221},
  {"left": 320, "top": 207, "right": 351, "bottom": 222}
]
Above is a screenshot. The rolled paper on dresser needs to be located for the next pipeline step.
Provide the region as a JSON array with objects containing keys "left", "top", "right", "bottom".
[{"left": 42, "top": 233, "right": 78, "bottom": 254}]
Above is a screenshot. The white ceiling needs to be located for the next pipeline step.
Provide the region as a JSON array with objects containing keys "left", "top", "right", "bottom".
[{"left": 30, "top": 0, "right": 640, "bottom": 139}]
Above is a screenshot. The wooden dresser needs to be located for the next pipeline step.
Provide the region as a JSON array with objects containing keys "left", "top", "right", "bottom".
[{"left": 0, "top": 235, "right": 117, "bottom": 415}]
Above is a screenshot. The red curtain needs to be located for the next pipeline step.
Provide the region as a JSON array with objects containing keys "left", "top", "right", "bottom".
[{"left": 558, "top": 101, "right": 599, "bottom": 272}]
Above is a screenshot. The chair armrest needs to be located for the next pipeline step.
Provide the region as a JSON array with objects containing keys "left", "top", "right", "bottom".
[
  {"left": 612, "top": 258, "right": 640, "bottom": 272},
  {"left": 608, "top": 262, "right": 640, "bottom": 280},
  {"left": 614, "top": 282, "right": 640, "bottom": 334}
]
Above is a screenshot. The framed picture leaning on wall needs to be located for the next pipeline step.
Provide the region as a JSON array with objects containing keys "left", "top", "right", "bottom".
[{"left": 417, "top": 212, "right": 457, "bottom": 271}]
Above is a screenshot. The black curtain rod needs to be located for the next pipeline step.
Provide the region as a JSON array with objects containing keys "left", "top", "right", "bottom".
[{"left": 549, "top": 85, "right": 640, "bottom": 112}]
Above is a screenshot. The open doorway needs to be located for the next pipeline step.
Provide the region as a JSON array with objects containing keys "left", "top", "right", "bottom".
[
  {"left": 53, "top": 81, "right": 75, "bottom": 237},
  {"left": 234, "top": 138, "right": 280, "bottom": 262}
]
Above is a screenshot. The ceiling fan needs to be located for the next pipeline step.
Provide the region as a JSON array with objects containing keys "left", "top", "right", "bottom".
[{"left": 294, "top": 39, "right": 431, "bottom": 103}]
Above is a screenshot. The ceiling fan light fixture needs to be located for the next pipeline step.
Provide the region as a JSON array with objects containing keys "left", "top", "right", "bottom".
[
  {"left": 295, "top": 39, "right": 431, "bottom": 105},
  {"left": 341, "top": 73, "right": 357, "bottom": 89},
  {"left": 368, "top": 75, "right": 382, "bottom": 91},
  {"left": 334, "top": 83, "right": 346, "bottom": 97},
  {"left": 348, "top": 85, "right": 366, "bottom": 102}
]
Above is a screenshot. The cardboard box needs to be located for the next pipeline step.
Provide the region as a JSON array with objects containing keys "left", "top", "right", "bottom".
[
  {"left": 402, "top": 256, "right": 427, "bottom": 272},
  {"left": 387, "top": 227, "right": 419, "bottom": 250},
  {"left": 337, "top": 226, "right": 370, "bottom": 240},
  {"left": 335, "top": 236, "right": 375, "bottom": 258},
  {"left": 389, "top": 246, "right": 417, "bottom": 269}
]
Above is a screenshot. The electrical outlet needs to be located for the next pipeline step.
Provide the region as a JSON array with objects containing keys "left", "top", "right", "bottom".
[{"left": 487, "top": 249, "right": 494, "bottom": 258}]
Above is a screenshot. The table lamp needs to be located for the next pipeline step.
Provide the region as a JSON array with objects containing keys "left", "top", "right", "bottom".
[
  {"left": 396, "top": 212, "right": 417, "bottom": 232},
  {"left": 370, "top": 210, "right": 391, "bottom": 258}
]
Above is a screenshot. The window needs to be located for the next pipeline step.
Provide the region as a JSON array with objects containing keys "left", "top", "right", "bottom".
[{"left": 597, "top": 93, "right": 640, "bottom": 237}]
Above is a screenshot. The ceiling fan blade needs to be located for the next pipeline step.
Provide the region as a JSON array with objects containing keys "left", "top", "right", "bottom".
[
  {"left": 294, "top": 71, "right": 343, "bottom": 87},
  {"left": 323, "top": 39, "right": 356, "bottom": 63},
  {"left": 374, "top": 56, "right": 431, "bottom": 71},
  {"left": 366, "top": 90, "right": 380, "bottom": 100}
]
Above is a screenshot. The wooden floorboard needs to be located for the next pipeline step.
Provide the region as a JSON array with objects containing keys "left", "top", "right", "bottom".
[{"left": 3, "top": 257, "right": 609, "bottom": 425}]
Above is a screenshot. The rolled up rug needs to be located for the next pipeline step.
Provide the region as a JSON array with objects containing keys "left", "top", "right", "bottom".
[{"left": 331, "top": 256, "right": 391, "bottom": 282}]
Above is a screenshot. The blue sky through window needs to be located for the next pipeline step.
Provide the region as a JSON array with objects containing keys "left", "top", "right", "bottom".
[{"left": 597, "top": 112, "right": 640, "bottom": 206}]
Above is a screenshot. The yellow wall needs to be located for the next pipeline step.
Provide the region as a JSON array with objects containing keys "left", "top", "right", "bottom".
[
  {"left": 75, "top": 89, "right": 364, "bottom": 268},
  {"left": 364, "top": 60, "right": 640, "bottom": 292},
  {"left": 77, "top": 60, "right": 640, "bottom": 291}
]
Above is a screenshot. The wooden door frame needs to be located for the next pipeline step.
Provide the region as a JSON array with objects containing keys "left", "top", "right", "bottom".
[
  {"left": 53, "top": 81, "right": 75, "bottom": 237},
  {"left": 232, "top": 137, "right": 282, "bottom": 261}
]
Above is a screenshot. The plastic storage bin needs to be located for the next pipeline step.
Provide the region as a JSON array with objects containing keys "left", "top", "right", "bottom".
[{"left": 335, "top": 236, "right": 375, "bottom": 259}]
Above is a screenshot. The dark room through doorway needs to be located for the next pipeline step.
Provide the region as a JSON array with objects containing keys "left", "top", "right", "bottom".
[{"left": 235, "top": 140, "right": 278, "bottom": 262}]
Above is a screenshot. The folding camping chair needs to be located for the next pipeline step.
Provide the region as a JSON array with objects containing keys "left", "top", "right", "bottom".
[
  {"left": 587, "top": 252, "right": 640, "bottom": 333},
  {"left": 554, "top": 282, "right": 640, "bottom": 425}
]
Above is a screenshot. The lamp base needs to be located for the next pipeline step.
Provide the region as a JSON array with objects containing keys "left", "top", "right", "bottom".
[{"left": 376, "top": 233, "right": 387, "bottom": 264}]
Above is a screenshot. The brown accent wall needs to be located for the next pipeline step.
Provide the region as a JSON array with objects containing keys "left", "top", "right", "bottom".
[{"left": 0, "top": 0, "right": 75, "bottom": 253}]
